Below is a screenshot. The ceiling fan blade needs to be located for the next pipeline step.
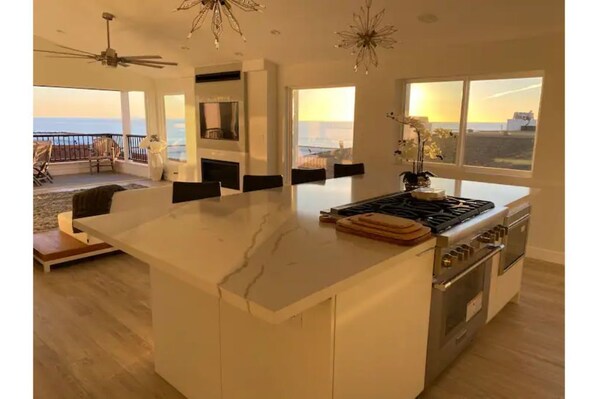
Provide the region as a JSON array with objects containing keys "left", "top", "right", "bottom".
[
  {"left": 124, "top": 61, "right": 165, "bottom": 69},
  {"left": 123, "top": 59, "right": 178, "bottom": 66},
  {"left": 34, "top": 49, "right": 96, "bottom": 57},
  {"left": 118, "top": 62, "right": 130, "bottom": 68},
  {"left": 118, "top": 55, "right": 163, "bottom": 59},
  {"left": 45, "top": 55, "right": 96, "bottom": 59},
  {"left": 56, "top": 44, "right": 97, "bottom": 56}
]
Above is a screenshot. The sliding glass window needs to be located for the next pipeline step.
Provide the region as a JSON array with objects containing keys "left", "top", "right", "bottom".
[
  {"left": 402, "top": 74, "right": 543, "bottom": 173},
  {"left": 163, "top": 94, "right": 187, "bottom": 162},
  {"left": 290, "top": 86, "right": 356, "bottom": 177},
  {"left": 128, "top": 91, "right": 147, "bottom": 136},
  {"left": 404, "top": 81, "right": 462, "bottom": 164},
  {"left": 465, "top": 77, "right": 542, "bottom": 171}
]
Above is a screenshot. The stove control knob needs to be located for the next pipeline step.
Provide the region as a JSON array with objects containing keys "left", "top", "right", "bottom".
[
  {"left": 496, "top": 227, "right": 506, "bottom": 239},
  {"left": 498, "top": 225, "right": 509, "bottom": 237},
  {"left": 491, "top": 228, "right": 501, "bottom": 240},
  {"left": 441, "top": 253, "right": 455, "bottom": 268},
  {"left": 455, "top": 248, "right": 467, "bottom": 261},
  {"left": 478, "top": 233, "right": 493, "bottom": 243},
  {"left": 461, "top": 244, "right": 474, "bottom": 257}
]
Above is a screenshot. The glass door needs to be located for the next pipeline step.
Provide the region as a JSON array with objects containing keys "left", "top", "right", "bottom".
[{"left": 290, "top": 87, "right": 356, "bottom": 178}]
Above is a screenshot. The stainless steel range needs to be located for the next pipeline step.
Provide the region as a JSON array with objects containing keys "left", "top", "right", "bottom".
[{"left": 329, "top": 192, "right": 509, "bottom": 386}]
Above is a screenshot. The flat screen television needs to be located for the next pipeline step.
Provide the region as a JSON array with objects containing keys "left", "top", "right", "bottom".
[{"left": 199, "top": 102, "right": 239, "bottom": 141}]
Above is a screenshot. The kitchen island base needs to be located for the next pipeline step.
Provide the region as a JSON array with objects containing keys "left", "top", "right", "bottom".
[{"left": 149, "top": 246, "right": 434, "bottom": 399}]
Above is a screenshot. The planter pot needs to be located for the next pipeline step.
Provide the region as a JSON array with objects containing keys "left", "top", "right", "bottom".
[
  {"left": 400, "top": 171, "right": 435, "bottom": 191},
  {"left": 148, "top": 153, "right": 164, "bottom": 181}
]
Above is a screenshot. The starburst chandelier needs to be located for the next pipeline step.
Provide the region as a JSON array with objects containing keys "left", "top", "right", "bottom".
[
  {"left": 175, "top": 0, "right": 265, "bottom": 49},
  {"left": 335, "top": 0, "right": 398, "bottom": 75}
]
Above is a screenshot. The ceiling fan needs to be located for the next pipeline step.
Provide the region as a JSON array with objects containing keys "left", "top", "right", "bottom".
[{"left": 34, "top": 12, "right": 178, "bottom": 69}]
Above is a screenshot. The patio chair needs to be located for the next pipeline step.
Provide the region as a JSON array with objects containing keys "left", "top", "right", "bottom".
[
  {"left": 89, "top": 137, "right": 121, "bottom": 174},
  {"left": 33, "top": 141, "right": 53, "bottom": 185}
]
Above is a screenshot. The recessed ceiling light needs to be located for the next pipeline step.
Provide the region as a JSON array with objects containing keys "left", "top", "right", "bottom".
[
  {"left": 181, "top": 46, "right": 190, "bottom": 50},
  {"left": 417, "top": 13, "right": 439, "bottom": 24},
  {"left": 234, "top": 52, "right": 244, "bottom": 57},
  {"left": 270, "top": 29, "right": 281, "bottom": 36}
]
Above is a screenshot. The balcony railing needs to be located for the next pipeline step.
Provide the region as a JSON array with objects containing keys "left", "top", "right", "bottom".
[
  {"left": 127, "top": 135, "right": 148, "bottom": 163},
  {"left": 33, "top": 133, "right": 148, "bottom": 164}
]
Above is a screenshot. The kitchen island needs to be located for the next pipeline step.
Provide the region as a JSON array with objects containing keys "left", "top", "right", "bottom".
[{"left": 74, "top": 174, "right": 530, "bottom": 399}]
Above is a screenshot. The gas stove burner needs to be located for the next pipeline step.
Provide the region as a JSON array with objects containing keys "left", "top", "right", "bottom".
[{"left": 331, "top": 192, "right": 495, "bottom": 233}]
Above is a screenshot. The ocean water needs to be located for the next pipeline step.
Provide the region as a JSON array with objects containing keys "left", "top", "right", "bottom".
[{"left": 33, "top": 117, "right": 187, "bottom": 145}]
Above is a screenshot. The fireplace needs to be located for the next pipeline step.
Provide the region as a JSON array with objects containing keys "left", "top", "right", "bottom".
[{"left": 201, "top": 158, "right": 240, "bottom": 190}]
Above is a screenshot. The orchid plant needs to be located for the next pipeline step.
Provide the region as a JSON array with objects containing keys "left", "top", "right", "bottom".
[
  {"left": 139, "top": 134, "right": 167, "bottom": 155},
  {"left": 386, "top": 112, "right": 454, "bottom": 175}
]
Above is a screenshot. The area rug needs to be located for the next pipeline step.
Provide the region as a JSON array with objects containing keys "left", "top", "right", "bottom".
[{"left": 33, "top": 184, "right": 148, "bottom": 233}]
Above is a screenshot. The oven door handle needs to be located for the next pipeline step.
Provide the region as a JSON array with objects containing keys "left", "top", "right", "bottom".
[{"left": 433, "top": 244, "right": 505, "bottom": 292}]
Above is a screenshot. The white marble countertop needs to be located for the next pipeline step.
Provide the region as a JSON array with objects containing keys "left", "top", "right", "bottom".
[{"left": 74, "top": 173, "right": 530, "bottom": 323}]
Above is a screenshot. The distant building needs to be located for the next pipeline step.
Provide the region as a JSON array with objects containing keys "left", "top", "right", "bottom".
[{"left": 507, "top": 111, "right": 537, "bottom": 131}]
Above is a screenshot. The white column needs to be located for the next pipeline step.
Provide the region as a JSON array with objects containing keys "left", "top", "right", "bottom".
[{"left": 120, "top": 91, "right": 131, "bottom": 162}]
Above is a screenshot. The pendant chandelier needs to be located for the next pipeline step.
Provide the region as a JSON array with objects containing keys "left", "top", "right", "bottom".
[
  {"left": 335, "top": 0, "right": 398, "bottom": 75},
  {"left": 175, "top": 0, "right": 265, "bottom": 49}
]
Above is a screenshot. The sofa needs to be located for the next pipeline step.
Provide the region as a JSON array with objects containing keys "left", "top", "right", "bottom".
[{"left": 58, "top": 185, "right": 174, "bottom": 245}]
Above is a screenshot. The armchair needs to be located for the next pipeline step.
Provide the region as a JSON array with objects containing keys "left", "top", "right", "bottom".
[{"left": 89, "top": 136, "right": 121, "bottom": 174}]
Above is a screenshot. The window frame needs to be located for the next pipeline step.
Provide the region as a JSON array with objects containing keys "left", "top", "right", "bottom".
[{"left": 401, "top": 70, "right": 544, "bottom": 178}]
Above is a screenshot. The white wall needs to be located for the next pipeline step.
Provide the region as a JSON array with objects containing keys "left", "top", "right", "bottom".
[{"left": 277, "top": 33, "right": 565, "bottom": 263}]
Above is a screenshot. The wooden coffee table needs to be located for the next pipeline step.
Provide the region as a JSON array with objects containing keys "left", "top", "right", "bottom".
[{"left": 33, "top": 230, "right": 117, "bottom": 272}]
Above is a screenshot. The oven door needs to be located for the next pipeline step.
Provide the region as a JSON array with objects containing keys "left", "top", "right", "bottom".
[
  {"left": 501, "top": 213, "right": 530, "bottom": 275},
  {"left": 425, "top": 244, "right": 504, "bottom": 386}
]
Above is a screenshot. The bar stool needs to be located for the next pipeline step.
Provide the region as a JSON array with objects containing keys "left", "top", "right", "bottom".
[
  {"left": 242, "top": 175, "right": 284, "bottom": 193},
  {"left": 291, "top": 168, "right": 327, "bottom": 185},
  {"left": 172, "top": 181, "right": 222, "bottom": 203},
  {"left": 333, "top": 163, "right": 365, "bottom": 178}
]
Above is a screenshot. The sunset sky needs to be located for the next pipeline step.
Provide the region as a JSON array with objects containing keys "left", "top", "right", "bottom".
[
  {"left": 33, "top": 87, "right": 147, "bottom": 119},
  {"left": 298, "top": 87, "right": 356, "bottom": 122},
  {"left": 34, "top": 77, "right": 542, "bottom": 124},
  {"left": 163, "top": 94, "right": 186, "bottom": 119}
]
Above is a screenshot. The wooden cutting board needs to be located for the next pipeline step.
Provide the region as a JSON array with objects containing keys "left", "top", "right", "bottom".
[
  {"left": 356, "top": 213, "right": 417, "bottom": 229},
  {"left": 336, "top": 214, "right": 432, "bottom": 246},
  {"left": 350, "top": 213, "right": 423, "bottom": 234}
]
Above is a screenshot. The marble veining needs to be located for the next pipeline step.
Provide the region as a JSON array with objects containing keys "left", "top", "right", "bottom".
[{"left": 74, "top": 171, "right": 530, "bottom": 323}]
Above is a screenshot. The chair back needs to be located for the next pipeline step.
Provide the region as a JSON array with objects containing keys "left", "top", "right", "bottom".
[
  {"left": 243, "top": 175, "right": 284, "bottom": 193},
  {"left": 333, "top": 163, "right": 365, "bottom": 178},
  {"left": 33, "top": 141, "right": 52, "bottom": 166},
  {"left": 291, "top": 168, "right": 327, "bottom": 185},
  {"left": 172, "top": 181, "right": 222, "bottom": 204},
  {"left": 92, "top": 137, "right": 121, "bottom": 159}
]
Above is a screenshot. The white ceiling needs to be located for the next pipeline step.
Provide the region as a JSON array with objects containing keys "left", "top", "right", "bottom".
[{"left": 33, "top": 0, "right": 564, "bottom": 78}]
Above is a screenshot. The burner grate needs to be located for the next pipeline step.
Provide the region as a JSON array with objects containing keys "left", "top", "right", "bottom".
[{"left": 334, "top": 193, "right": 494, "bottom": 233}]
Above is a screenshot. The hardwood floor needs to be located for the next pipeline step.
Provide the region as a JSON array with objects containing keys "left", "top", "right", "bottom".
[{"left": 34, "top": 256, "right": 564, "bottom": 398}]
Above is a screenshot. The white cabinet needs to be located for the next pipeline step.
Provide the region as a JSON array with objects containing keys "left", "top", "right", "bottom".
[
  {"left": 333, "top": 248, "right": 434, "bottom": 399},
  {"left": 149, "top": 246, "right": 435, "bottom": 399},
  {"left": 487, "top": 257, "right": 524, "bottom": 322}
]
